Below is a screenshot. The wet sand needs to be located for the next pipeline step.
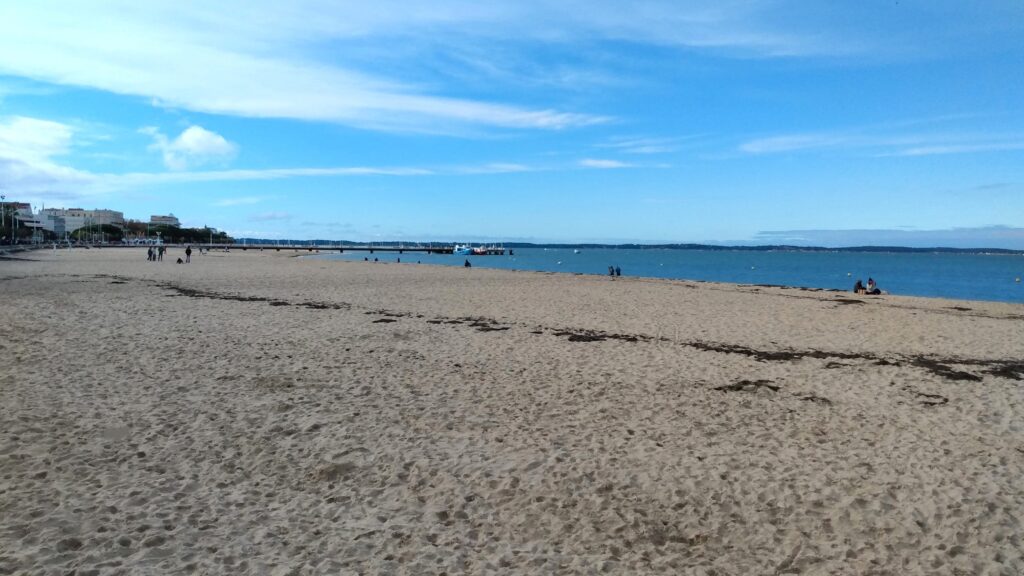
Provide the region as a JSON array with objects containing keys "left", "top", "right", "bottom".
[{"left": 1, "top": 247, "right": 1022, "bottom": 575}]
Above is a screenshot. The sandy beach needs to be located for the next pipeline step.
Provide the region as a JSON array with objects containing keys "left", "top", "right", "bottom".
[{"left": 1, "top": 246, "right": 1022, "bottom": 575}]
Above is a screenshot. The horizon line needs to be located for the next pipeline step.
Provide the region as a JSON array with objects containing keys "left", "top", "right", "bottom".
[{"left": 231, "top": 238, "right": 1024, "bottom": 254}]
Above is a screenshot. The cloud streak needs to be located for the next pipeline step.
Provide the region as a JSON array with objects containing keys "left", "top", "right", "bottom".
[
  {"left": 0, "top": 2, "right": 612, "bottom": 133},
  {"left": 889, "top": 142, "right": 1024, "bottom": 157},
  {"left": 249, "top": 211, "right": 292, "bottom": 222},
  {"left": 0, "top": 115, "right": 555, "bottom": 202},
  {"left": 597, "top": 136, "right": 685, "bottom": 155},
  {"left": 214, "top": 196, "right": 268, "bottom": 207},
  {"left": 0, "top": 116, "right": 74, "bottom": 164},
  {"left": 7, "top": 2, "right": 1019, "bottom": 135},
  {"left": 579, "top": 158, "right": 635, "bottom": 169},
  {"left": 0, "top": 115, "right": 542, "bottom": 203},
  {"left": 739, "top": 124, "right": 1024, "bottom": 158}
]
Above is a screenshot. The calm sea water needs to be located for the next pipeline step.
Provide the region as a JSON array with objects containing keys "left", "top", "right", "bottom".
[{"left": 320, "top": 248, "right": 1024, "bottom": 304}]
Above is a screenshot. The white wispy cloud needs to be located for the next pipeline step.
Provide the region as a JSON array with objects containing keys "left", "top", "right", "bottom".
[
  {"left": 739, "top": 126, "right": 1024, "bottom": 158},
  {"left": 597, "top": 136, "right": 682, "bottom": 155},
  {"left": 450, "top": 163, "right": 532, "bottom": 174},
  {"left": 214, "top": 196, "right": 268, "bottom": 207},
  {"left": 8, "top": 2, "right": 1016, "bottom": 136},
  {"left": 0, "top": 116, "right": 97, "bottom": 198},
  {"left": 0, "top": 116, "right": 74, "bottom": 164},
  {"left": 249, "top": 211, "right": 293, "bottom": 222},
  {"left": 0, "top": 115, "right": 550, "bottom": 202},
  {"left": 142, "top": 125, "right": 238, "bottom": 170},
  {"left": 112, "top": 166, "right": 434, "bottom": 188},
  {"left": 579, "top": 158, "right": 635, "bottom": 169},
  {"left": 890, "top": 142, "right": 1024, "bottom": 157},
  {"left": 0, "top": 2, "right": 612, "bottom": 133},
  {"left": 739, "top": 133, "right": 849, "bottom": 154}
]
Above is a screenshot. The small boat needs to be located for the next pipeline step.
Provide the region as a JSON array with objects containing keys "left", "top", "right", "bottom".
[{"left": 453, "top": 244, "right": 473, "bottom": 255}]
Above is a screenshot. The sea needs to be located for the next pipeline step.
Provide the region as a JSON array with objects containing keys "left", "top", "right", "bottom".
[{"left": 318, "top": 248, "right": 1024, "bottom": 304}]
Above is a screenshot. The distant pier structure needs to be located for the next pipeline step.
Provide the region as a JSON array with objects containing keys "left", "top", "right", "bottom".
[{"left": 205, "top": 243, "right": 510, "bottom": 255}]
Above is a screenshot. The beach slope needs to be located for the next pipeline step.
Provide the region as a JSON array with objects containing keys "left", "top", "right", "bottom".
[{"left": 1, "top": 248, "right": 1022, "bottom": 574}]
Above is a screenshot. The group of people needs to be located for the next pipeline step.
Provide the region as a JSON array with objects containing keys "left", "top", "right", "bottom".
[
  {"left": 146, "top": 245, "right": 192, "bottom": 264},
  {"left": 853, "top": 277, "right": 881, "bottom": 295},
  {"left": 608, "top": 265, "right": 622, "bottom": 277},
  {"left": 146, "top": 245, "right": 165, "bottom": 262}
]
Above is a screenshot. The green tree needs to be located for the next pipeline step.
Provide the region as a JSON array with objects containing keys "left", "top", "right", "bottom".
[
  {"left": 71, "top": 224, "right": 124, "bottom": 242},
  {"left": 147, "top": 225, "right": 232, "bottom": 244}
]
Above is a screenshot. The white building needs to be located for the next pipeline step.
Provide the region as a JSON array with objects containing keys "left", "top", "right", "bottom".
[
  {"left": 9, "top": 203, "right": 44, "bottom": 231},
  {"left": 1, "top": 202, "right": 32, "bottom": 220},
  {"left": 38, "top": 208, "right": 126, "bottom": 234},
  {"left": 2, "top": 202, "right": 44, "bottom": 234},
  {"left": 150, "top": 214, "right": 181, "bottom": 227}
]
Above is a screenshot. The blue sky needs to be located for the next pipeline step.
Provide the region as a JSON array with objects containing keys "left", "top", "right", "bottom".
[{"left": 1, "top": 1, "right": 1023, "bottom": 247}]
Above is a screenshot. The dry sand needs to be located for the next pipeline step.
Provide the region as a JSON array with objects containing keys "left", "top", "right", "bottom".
[{"left": 1, "top": 247, "right": 1022, "bottom": 575}]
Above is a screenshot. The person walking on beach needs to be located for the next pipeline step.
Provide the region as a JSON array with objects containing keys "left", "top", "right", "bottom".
[
  {"left": 185, "top": 246, "right": 192, "bottom": 263},
  {"left": 158, "top": 246, "right": 165, "bottom": 262},
  {"left": 147, "top": 247, "right": 153, "bottom": 262},
  {"left": 608, "top": 265, "right": 615, "bottom": 276},
  {"left": 615, "top": 266, "right": 622, "bottom": 277}
]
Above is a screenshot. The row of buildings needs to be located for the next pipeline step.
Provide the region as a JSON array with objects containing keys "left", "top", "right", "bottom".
[{"left": 0, "top": 202, "right": 180, "bottom": 237}]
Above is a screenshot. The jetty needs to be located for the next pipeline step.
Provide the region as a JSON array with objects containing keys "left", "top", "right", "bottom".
[
  {"left": 14, "top": 241, "right": 511, "bottom": 256},
  {"left": 202, "top": 243, "right": 509, "bottom": 255}
]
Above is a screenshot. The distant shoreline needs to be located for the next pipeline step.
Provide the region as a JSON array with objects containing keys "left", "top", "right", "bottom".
[{"left": 238, "top": 239, "right": 1024, "bottom": 256}]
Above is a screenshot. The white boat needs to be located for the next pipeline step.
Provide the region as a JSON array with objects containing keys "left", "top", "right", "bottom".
[{"left": 453, "top": 244, "right": 473, "bottom": 255}]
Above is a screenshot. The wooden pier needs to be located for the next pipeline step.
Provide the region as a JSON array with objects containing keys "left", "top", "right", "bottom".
[
  {"left": 199, "top": 244, "right": 510, "bottom": 256},
  {"left": 61, "top": 242, "right": 513, "bottom": 256}
]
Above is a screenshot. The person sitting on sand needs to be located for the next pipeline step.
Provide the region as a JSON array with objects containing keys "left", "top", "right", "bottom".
[
  {"left": 464, "top": 259, "right": 472, "bottom": 268},
  {"left": 866, "top": 278, "right": 881, "bottom": 295},
  {"left": 853, "top": 279, "right": 865, "bottom": 294}
]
